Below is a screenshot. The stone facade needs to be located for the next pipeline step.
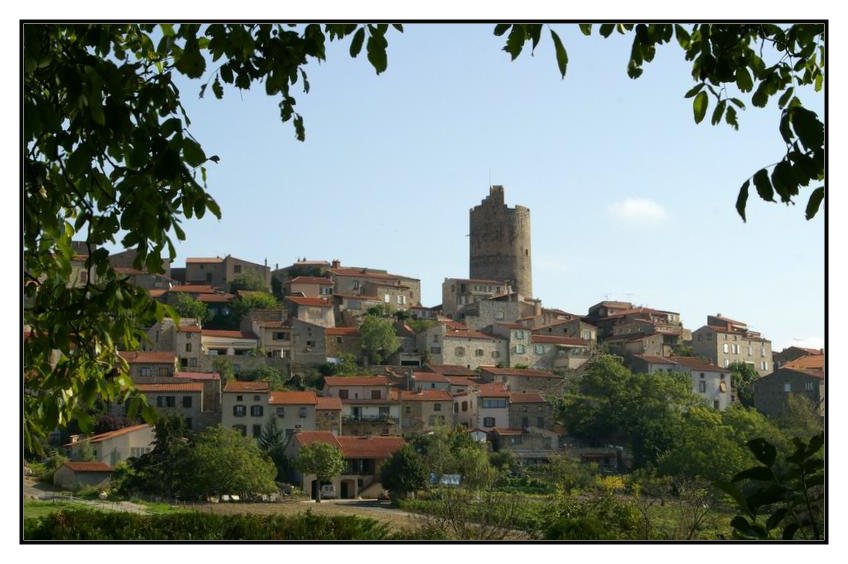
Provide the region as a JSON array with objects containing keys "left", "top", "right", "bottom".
[
  {"left": 753, "top": 367, "right": 825, "bottom": 418},
  {"left": 441, "top": 277, "right": 509, "bottom": 317},
  {"left": 469, "top": 185, "right": 533, "bottom": 298},
  {"left": 691, "top": 315, "right": 773, "bottom": 375}
]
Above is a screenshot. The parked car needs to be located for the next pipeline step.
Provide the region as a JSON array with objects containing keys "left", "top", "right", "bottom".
[{"left": 319, "top": 483, "right": 336, "bottom": 499}]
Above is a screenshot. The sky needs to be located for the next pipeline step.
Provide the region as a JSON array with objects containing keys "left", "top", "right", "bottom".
[{"left": 139, "top": 23, "right": 825, "bottom": 352}]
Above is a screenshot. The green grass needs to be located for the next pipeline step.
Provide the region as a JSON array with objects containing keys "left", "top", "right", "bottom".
[{"left": 23, "top": 499, "right": 91, "bottom": 520}]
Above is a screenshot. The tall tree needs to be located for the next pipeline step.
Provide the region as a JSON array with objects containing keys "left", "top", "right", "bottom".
[
  {"left": 379, "top": 445, "right": 428, "bottom": 501},
  {"left": 293, "top": 442, "right": 346, "bottom": 502},
  {"left": 729, "top": 361, "right": 759, "bottom": 408},
  {"left": 171, "top": 292, "right": 212, "bottom": 324},
  {"left": 358, "top": 314, "right": 400, "bottom": 365}
]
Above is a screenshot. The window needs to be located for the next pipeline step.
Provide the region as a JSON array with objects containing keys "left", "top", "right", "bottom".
[
  {"left": 713, "top": 400, "right": 720, "bottom": 410},
  {"left": 720, "top": 373, "right": 725, "bottom": 380},
  {"left": 251, "top": 405, "right": 264, "bottom": 417},
  {"left": 461, "top": 401, "right": 468, "bottom": 412},
  {"left": 748, "top": 346, "right": 753, "bottom": 356},
  {"left": 140, "top": 367, "right": 152, "bottom": 377},
  {"left": 430, "top": 346, "right": 441, "bottom": 354},
  {"left": 521, "top": 417, "right": 529, "bottom": 428},
  {"left": 233, "top": 405, "right": 246, "bottom": 417},
  {"left": 253, "top": 395, "right": 261, "bottom": 401},
  {"left": 384, "top": 294, "right": 390, "bottom": 303},
  {"left": 339, "top": 390, "right": 349, "bottom": 399},
  {"left": 236, "top": 395, "right": 243, "bottom": 402},
  {"left": 805, "top": 382, "right": 815, "bottom": 391},
  {"left": 491, "top": 351, "right": 500, "bottom": 358},
  {"left": 252, "top": 424, "right": 262, "bottom": 437},
  {"left": 453, "top": 403, "right": 458, "bottom": 413},
  {"left": 475, "top": 348, "right": 484, "bottom": 357},
  {"left": 724, "top": 359, "right": 730, "bottom": 367},
  {"left": 186, "top": 342, "right": 192, "bottom": 352},
  {"left": 698, "top": 381, "right": 707, "bottom": 393},
  {"left": 397, "top": 295, "right": 406, "bottom": 305},
  {"left": 371, "top": 390, "right": 381, "bottom": 400},
  {"left": 481, "top": 398, "right": 508, "bottom": 409},
  {"left": 234, "top": 264, "right": 242, "bottom": 274},
  {"left": 273, "top": 332, "right": 287, "bottom": 340},
  {"left": 483, "top": 417, "right": 496, "bottom": 427},
  {"left": 454, "top": 346, "right": 466, "bottom": 357},
  {"left": 405, "top": 405, "right": 412, "bottom": 414},
  {"left": 535, "top": 344, "right": 545, "bottom": 354},
  {"left": 784, "top": 383, "right": 792, "bottom": 392},
  {"left": 276, "top": 407, "right": 285, "bottom": 417},
  {"left": 537, "top": 416, "right": 545, "bottom": 428},
  {"left": 182, "top": 396, "right": 192, "bottom": 408},
  {"left": 723, "top": 343, "right": 729, "bottom": 354},
  {"left": 336, "top": 336, "right": 343, "bottom": 344},
  {"left": 352, "top": 280, "right": 360, "bottom": 290},
  {"left": 79, "top": 270, "right": 88, "bottom": 284},
  {"left": 434, "top": 403, "right": 442, "bottom": 412},
  {"left": 495, "top": 311, "right": 505, "bottom": 320},
  {"left": 158, "top": 367, "right": 170, "bottom": 377},
  {"left": 514, "top": 344, "right": 526, "bottom": 354}
]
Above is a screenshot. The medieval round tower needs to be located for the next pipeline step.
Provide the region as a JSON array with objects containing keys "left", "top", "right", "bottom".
[{"left": 469, "top": 185, "right": 532, "bottom": 298}]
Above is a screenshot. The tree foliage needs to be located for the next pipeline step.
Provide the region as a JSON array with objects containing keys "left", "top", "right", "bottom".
[
  {"left": 171, "top": 291, "right": 212, "bottom": 323},
  {"left": 23, "top": 23, "right": 400, "bottom": 455},
  {"left": 229, "top": 271, "right": 268, "bottom": 292},
  {"left": 729, "top": 361, "right": 759, "bottom": 408},
  {"left": 359, "top": 314, "right": 400, "bottom": 365},
  {"left": 497, "top": 23, "right": 825, "bottom": 220},
  {"left": 380, "top": 444, "right": 428, "bottom": 500},
  {"left": 294, "top": 442, "right": 346, "bottom": 502}
]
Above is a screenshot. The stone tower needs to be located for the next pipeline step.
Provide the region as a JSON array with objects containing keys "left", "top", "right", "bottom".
[{"left": 469, "top": 185, "right": 532, "bottom": 298}]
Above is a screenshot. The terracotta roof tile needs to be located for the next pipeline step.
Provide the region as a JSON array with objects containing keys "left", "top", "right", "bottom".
[
  {"left": 269, "top": 391, "right": 318, "bottom": 405},
  {"left": 292, "top": 431, "right": 341, "bottom": 449},
  {"left": 177, "top": 325, "right": 202, "bottom": 333},
  {"left": 118, "top": 351, "right": 176, "bottom": 364},
  {"left": 176, "top": 371, "right": 220, "bottom": 381},
  {"left": 783, "top": 355, "right": 825, "bottom": 371},
  {"left": 316, "top": 397, "right": 343, "bottom": 410},
  {"left": 224, "top": 381, "right": 270, "bottom": 393},
  {"left": 201, "top": 329, "right": 257, "bottom": 339},
  {"left": 324, "top": 376, "right": 390, "bottom": 387},
  {"left": 65, "top": 424, "right": 151, "bottom": 447},
  {"left": 633, "top": 354, "right": 678, "bottom": 365},
  {"left": 412, "top": 372, "right": 450, "bottom": 383},
  {"left": 401, "top": 390, "right": 453, "bottom": 402},
  {"left": 170, "top": 284, "right": 217, "bottom": 294},
  {"left": 186, "top": 257, "right": 224, "bottom": 264},
  {"left": 491, "top": 428, "right": 523, "bottom": 436},
  {"left": 325, "top": 327, "right": 359, "bottom": 336},
  {"left": 479, "top": 367, "right": 556, "bottom": 378},
  {"left": 530, "top": 335, "right": 590, "bottom": 346},
  {"left": 286, "top": 296, "right": 333, "bottom": 307},
  {"left": 290, "top": 276, "right": 334, "bottom": 285},
  {"left": 509, "top": 391, "right": 546, "bottom": 404},
  {"left": 148, "top": 289, "right": 168, "bottom": 298},
  {"left": 63, "top": 461, "right": 113, "bottom": 472},
  {"left": 445, "top": 329, "right": 498, "bottom": 341},
  {"left": 427, "top": 365, "right": 478, "bottom": 377},
  {"left": 197, "top": 293, "right": 235, "bottom": 303},
  {"left": 335, "top": 435, "right": 405, "bottom": 459},
  {"left": 477, "top": 383, "right": 510, "bottom": 398}
]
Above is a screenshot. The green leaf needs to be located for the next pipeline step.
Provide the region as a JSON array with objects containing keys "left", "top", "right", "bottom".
[
  {"left": 174, "top": 40, "right": 206, "bottom": 78},
  {"left": 791, "top": 107, "right": 824, "bottom": 152},
  {"left": 736, "top": 67, "right": 754, "bottom": 92},
  {"left": 578, "top": 24, "right": 592, "bottom": 36},
  {"left": 782, "top": 523, "right": 800, "bottom": 540},
  {"left": 494, "top": 24, "right": 511, "bottom": 37},
  {"left": 751, "top": 81, "right": 769, "bottom": 107},
  {"left": 771, "top": 160, "right": 797, "bottom": 202},
  {"left": 748, "top": 484, "right": 788, "bottom": 511},
  {"left": 505, "top": 25, "right": 525, "bottom": 60},
  {"left": 692, "top": 91, "right": 708, "bottom": 124},
  {"left": 212, "top": 77, "right": 223, "bottom": 99},
  {"left": 748, "top": 168, "right": 774, "bottom": 203},
  {"left": 716, "top": 480, "right": 751, "bottom": 514},
  {"left": 684, "top": 82, "right": 704, "bottom": 99},
  {"left": 725, "top": 105, "right": 739, "bottom": 129},
  {"left": 746, "top": 437, "right": 777, "bottom": 467},
  {"left": 599, "top": 24, "right": 615, "bottom": 38},
  {"left": 733, "top": 465, "right": 775, "bottom": 482},
  {"left": 349, "top": 27, "right": 365, "bottom": 57},
  {"left": 778, "top": 87, "right": 795, "bottom": 109},
  {"left": 805, "top": 187, "right": 824, "bottom": 220},
  {"left": 182, "top": 138, "right": 206, "bottom": 167},
  {"left": 550, "top": 30, "right": 568, "bottom": 78},
  {"left": 674, "top": 24, "right": 690, "bottom": 48},
  {"left": 711, "top": 99, "right": 726, "bottom": 126},
  {"left": 366, "top": 32, "right": 388, "bottom": 74},
  {"left": 766, "top": 507, "right": 788, "bottom": 531}
]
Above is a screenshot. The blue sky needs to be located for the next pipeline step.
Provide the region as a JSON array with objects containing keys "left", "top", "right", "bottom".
[{"left": 154, "top": 23, "right": 824, "bottom": 351}]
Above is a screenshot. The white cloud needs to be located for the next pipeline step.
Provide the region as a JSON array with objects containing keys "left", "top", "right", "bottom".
[{"left": 608, "top": 198, "right": 668, "bottom": 225}]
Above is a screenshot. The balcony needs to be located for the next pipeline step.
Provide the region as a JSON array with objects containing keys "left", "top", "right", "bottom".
[{"left": 342, "top": 415, "right": 397, "bottom": 424}]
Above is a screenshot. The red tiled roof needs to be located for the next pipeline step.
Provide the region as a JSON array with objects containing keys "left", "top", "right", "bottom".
[
  {"left": 401, "top": 390, "right": 453, "bottom": 402},
  {"left": 325, "top": 327, "right": 359, "bottom": 336},
  {"left": 784, "top": 355, "right": 825, "bottom": 371},
  {"left": 530, "top": 335, "right": 590, "bottom": 346},
  {"left": 323, "top": 376, "right": 389, "bottom": 387},
  {"left": 136, "top": 382, "right": 204, "bottom": 393},
  {"left": 186, "top": 257, "right": 224, "bottom": 264},
  {"left": 442, "top": 320, "right": 468, "bottom": 331},
  {"left": 65, "top": 424, "right": 151, "bottom": 447},
  {"left": 316, "top": 396, "right": 343, "bottom": 410},
  {"left": 224, "top": 381, "right": 270, "bottom": 393},
  {"left": 177, "top": 325, "right": 202, "bottom": 333},
  {"left": 669, "top": 356, "right": 729, "bottom": 372},
  {"left": 201, "top": 329, "right": 257, "bottom": 339},
  {"left": 412, "top": 372, "right": 450, "bottom": 383},
  {"left": 494, "top": 322, "right": 525, "bottom": 329},
  {"left": 779, "top": 367, "right": 825, "bottom": 380},
  {"left": 477, "top": 383, "right": 510, "bottom": 398},
  {"left": 445, "top": 329, "right": 498, "bottom": 341},
  {"left": 336, "top": 435, "right": 405, "bottom": 459},
  {"left": 479, "top": 367, "right": 556, "bottom": 378},
  {"left": 63, "top": 461, "right": 113, "bottom": 472},
  {"left": 148, "top": 289, "right": 168, "bottom": 298},
  {"left": 445, "top": 376, "right": 479, "bottom": 387},
  {"left": 286, "top": 296, "right": 333, "bottom": 307},
  {"left": 269, "top": 391, "right": 318, "bottom": 405},
  {"left": 290, "top": 276, "right": 334, "bottom": 285},
  {"left": 509, "top": 391, "right": 546, "bottom": 404},
  {"left": 427, "top": 365, "right": 477, "bottom": 377},
  {"left": 256, "top": 321, "right": 285, "bottom": 328},
  {"left": 176, "top": 371, "right": 220, "bottom": 381},
  {"left": 118, "top": 351, "right": 176, "bottom": 364},
  {"left": 292, "top": 431, "right": 341, "bottom": 449},
  {"left": 170, "top": 284, "right": 216, "bottom": 294},
  {"left": 633, "top": 354, "right": 678, "bottom": 365}
]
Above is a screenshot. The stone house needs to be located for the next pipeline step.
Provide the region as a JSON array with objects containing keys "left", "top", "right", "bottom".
[
  {"left": 419, "top": 321, "right": 507, "bottom": 369},
  {"left": 108, "top": 248, "right": 172, "bottom": 278},
  {"left": 691, "top": 314, "right": 773, "bottom": 375},
  {"left": 527, "top": 335, "right": 592, "bottom": 370},
  {"left": 325, "top": 326, "right": 362, "bottom": 362},
  {"left": 118, "top": 351, "right": 177, "bottom": 379},
  {"left": 670, "top": 356, "right": 733, "bottom": 411},
  {"left": 284, "top": 296, "right": 335, "bottom": 328},
  {"left": 507, "top": 391, "right": 555, "bottom": 431},
  {"left": 64, "top": 424, "right": 155, "bottom": 466},
  {"left": 221, "top": 381, "right": 272, "bottom": 438},
  {"left": 531, "top": 318, "right": 597, "bottom": 342},
  {"left": 489, "top": 323, "right": 533, "bottom": 367},
  {"left": 453, "top": 382, "right": 510, "bottom": 432},
  {"left": 316, "top": 396, "right": 343, "bottom": 434},
  {"left": 773, "top": 346, "right": 824, "bottom": 368},
  {"left": 267, "top": 390, "right": 319, "bottom": 439},
  {"left": 753, "top": 367, "right": 825, "bottom": 418},
  {"left": 290, "top": 319, "right": 329, "bottom": 367},
  {"left": 328, "top": 262, "right": 421, "bottom": 309},
  {"left": 323, "top": 376, "right": 401, "bottom": 436},
  {"left": 410, "top": 371, "right": 452, "bottom": 392},
  {"left": 53, "top": 461, "right": 113, "bottom": 491},
  {"left": 478, "top": 366, "right": 563, "bottom": 395},
  {"left": 441, "top": 277, "right": 510, "bottom": 318},
  {"left": 135, "top": 382, "right": 210, "bottom": 430},
  {"left": 284, "top": 431, "right": 405, "bottom": 500},
  {"left": 604, "top": 332, "right": 670, "bottom": 358},
  {"left": 287, "top": 275, "right": 334, "bottom": 297},
  {"left": 333, "top": 293, "right": 389, "bottom": 325},
  {"left": 185, "top": 255, "right": 271, "bottom": 291},
  {"left": 400, "top": 389, "right": 453, "bottom": 436},
  {"left": 455, "top": 294, "right": 529, "bottom": 330}
]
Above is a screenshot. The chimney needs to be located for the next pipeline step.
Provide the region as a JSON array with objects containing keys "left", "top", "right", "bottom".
[{"left": 332, "top": 259, "right": 341, "bottom": 269}]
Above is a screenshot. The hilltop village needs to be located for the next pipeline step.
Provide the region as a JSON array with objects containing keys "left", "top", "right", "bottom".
[{"left": 51, "top": 186, "right": 824, "bottom": 500}]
